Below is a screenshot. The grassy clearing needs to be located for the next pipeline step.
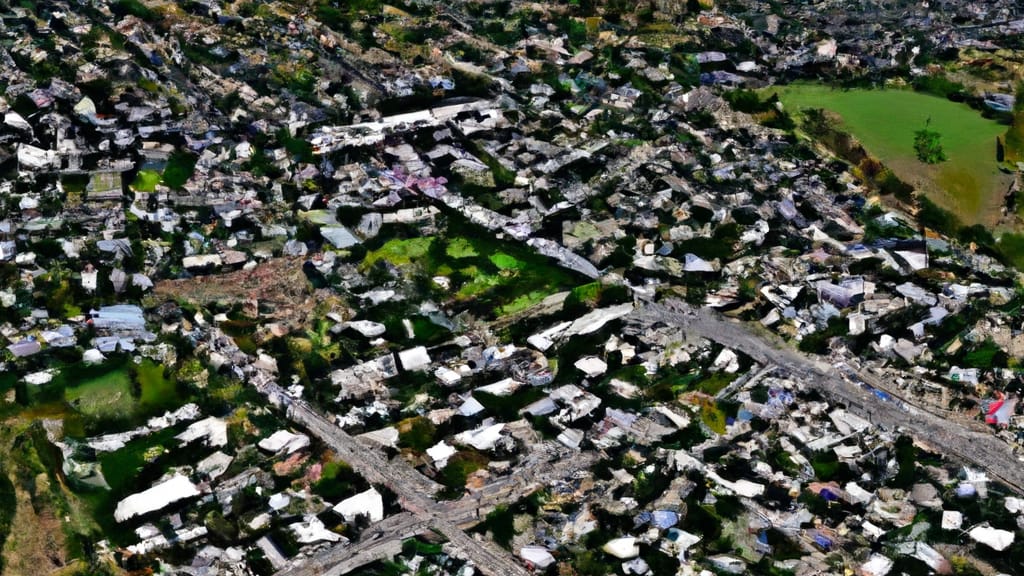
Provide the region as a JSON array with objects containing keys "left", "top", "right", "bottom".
[
  {"left": 770, "top": 84, "right": 1011, "bottom": 226},
  {"left": 359, "top": 218, "right": 581, "bottom": 319},
  {"left": 64, "top": 369, "right": 134, "bottom": 420},
  {"left": 497, "top": 290, "right": 549, "bottom": 315},
  {"left": 136, "top": 360, "right": 178, "bottom": 412},
  {"left": 360, "top": 237, "right": 435, "bottom": 270},
  {"left": 131, "top": 169, "right": 161, "bottom": 192},
  {"left": 60, "top": 360, "right": 183, "bottom": 423},
  {"left": 445, "top": 238, "right": 478, "bottom": 259}
]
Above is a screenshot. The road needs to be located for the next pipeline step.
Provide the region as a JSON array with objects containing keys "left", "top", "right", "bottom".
[
  {"left": 200, "top": 328, "right": 530, "bottom": 576},
  {"left": 277, "top": 402, "right": 596, "bottom": 576},
  {"left": 627, "top": 300, "right": 1024, "bottom": 495},
  {"left": 275, "top": 513, "right": 427, "bottom": 576},
  {"left": 278, "top": 398, "right": 593, "bottom": 576},
  {"left": 273, "top": 392, "right": 532, "bottom": 576}
]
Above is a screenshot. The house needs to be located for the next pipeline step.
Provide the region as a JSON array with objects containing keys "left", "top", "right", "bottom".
[{"left": 114, "top": 474, "right": 201, "bottom": 522}]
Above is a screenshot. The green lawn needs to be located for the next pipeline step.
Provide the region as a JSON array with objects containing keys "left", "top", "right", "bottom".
[
  {"left": 131, "top": 169, "right": 161, "bottom": 192},
  {"left": 64, "top": 368, "right": 135, "bottom": 420},
  {"left": 360, "top": 237, "right": 435, "bottom": 270},
  {"left": 358, "top": 222, "right": 580, "bottom": 319},
  {"left": 769, "top": 84, "right": 1012, "bottom": 226},
  {"left": 136, "top": 360, "right": 179, "bottom": 412},
  {"left": 61, "top": 360, "right": 184, "bottom": 423}
]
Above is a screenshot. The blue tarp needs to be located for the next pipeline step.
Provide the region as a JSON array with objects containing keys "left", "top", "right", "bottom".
[
  {"left": 429, "top": 77, "right": 455, "bottom": 90},
  {"left": 651, "top": 510, "right": 679, "bottom": 529},
  {"left": 635, "top": 510, "right": 679, "bottom": 529},
  {"left": 956, "top": 483, "right": 977, "bottom": 498}
]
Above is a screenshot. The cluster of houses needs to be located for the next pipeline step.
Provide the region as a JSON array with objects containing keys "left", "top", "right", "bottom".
[{"left": 1, "top": 0, "right": 1024, "bottom": 574}]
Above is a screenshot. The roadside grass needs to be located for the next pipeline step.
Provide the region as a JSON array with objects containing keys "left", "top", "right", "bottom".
[{"left": 770, "top": 84, "right": 1011, "bottom": 226}]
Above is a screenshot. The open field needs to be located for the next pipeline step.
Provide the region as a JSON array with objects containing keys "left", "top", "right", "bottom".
[
  {"left": 361, "top": 230, "right": 578, "bottom": 318},
  {"left": 769, "top": 84, "right": 1013, "bottom": 227},
  {"left": 130, "top": 169, "right": 161, "bottom": 192},
  {"left": 64, "top": 368, "right": 134, "bottom": 420}
]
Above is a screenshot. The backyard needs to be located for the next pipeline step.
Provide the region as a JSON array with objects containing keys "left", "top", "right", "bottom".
[{"left": 770, "top": 84, "right": 1013, "bottom": 227}]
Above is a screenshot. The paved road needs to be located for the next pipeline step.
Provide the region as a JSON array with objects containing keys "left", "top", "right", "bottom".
[
  {"left": 276, "top": 513, "right": 427, "bottom": 576},
  {"left": 202, "top": 329, "right": 531, "bottom": 576},
  {"left": 274, "top": 439, "right": 597, "bottom": 575},
  {"left": 627, "top": 300, "right": 1024, "bottom": 494},
  {"left": 276, "top": 394, "right": 532, "bottom": 576}
]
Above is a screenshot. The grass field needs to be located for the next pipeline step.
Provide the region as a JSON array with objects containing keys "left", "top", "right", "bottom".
[
  {"left": 769, "top": 84, "right": 1012, "bottom": 226},
  {"left": 359, "top": 223, "right": 579, "bottom": 318},
  {"left": 130, "top": 169, "right": 161, "bottom": 192},
  {"left": 136, "top": 360, "right": 179, "bottom": 412},
  {"left": 60, "top": 360, "right": 183, "bottom": 424},
  {"left": 64, "top": 368, "right": 135, "bottom": 420}
]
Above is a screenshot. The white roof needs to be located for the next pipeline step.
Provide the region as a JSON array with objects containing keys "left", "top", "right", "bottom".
[
  {"left": 114, "top": 474, "right": 200, "bottom": 522},
  {"left": 707, "top": 470, "right": 764, "bottom": 498},
  {"left": 269, "top": 493, "right": 291, "bottom": 511},
  {"left": 557, "top": 428, "right": 584, "bottom": 449},
  {"left": 398, "top": 346, "right": 431, "bottom": 371},
  {"left": 969, "top": 526, "right": 1015, "bottom": 551},
  {"left": 710, "top": 348, "right": 739, "bottom": 373},
  {"left": 574, "top": 356, "right": 608, "bottom": 378},
  {"left": 565, "top": 303, "right": 633, "bottom": 337},
  {"left": 196, "top": 451, "right": 233, "bottom": 480},
  {"left": 844, "top": 482, "right": 874, "bottom": 505},
  {"left": 321, "top": 226, "right": 360, "bottom": 249},
  {"left": 520, "top": 546, "right": 556, "bottom": 569},
  {"left": 940, "top": 510, "right": 963, "bottom": 530},
  {"left": 333, "top": 487, "right": 384, "bottom": 523},
  {"left": 291, "top": 515, "right": 344, "bottom": 544},
  {"left": 23, "top": 369, "right": 55, "bottom": 386},
  {"left": 74, "top": 96, "right": 96, "bottom": 116},
  {"left": 435, "top": 366, "right": 462, "bottom": 386},
  {"left": 176, "top": 417, "right": 228, "bottom": 448},
  {"left": 860, "top": 555, "right": 893, "bottom": 576},
  {"left": 258, "top": 430, "right": 310, "bottom": 454},
  {"left": 182, "top": 254, "right": 223, "bottom": 269},
  {"left": 603, "top": 537, "right": 640, "bottom": 559},
  {"left": 455, "top": 423, "right": 505, "bottom": 451},
  {"left": 458, "top": 396, "right": 486, "bottom": 417},
  {"left": 426, "top": 441, "right": 458, "bottom": 466},
  {"left": 474, "top": 377, "right": 519, "bottom": 396},
  {"left": 4, "top": 112, "right": 31, "bottom": 131}
]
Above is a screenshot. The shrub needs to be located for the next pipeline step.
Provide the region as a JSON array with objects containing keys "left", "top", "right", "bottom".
[
  {"left": 397, "top": 417, "right": 436, "bottom": 452},
  {"left": 913, "top": 127, "right": 947, "bottom": 164}
]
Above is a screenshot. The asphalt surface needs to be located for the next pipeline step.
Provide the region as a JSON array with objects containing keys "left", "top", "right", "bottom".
[{"left": 627, "top": 300, "right": 1024, "bottom": 494}]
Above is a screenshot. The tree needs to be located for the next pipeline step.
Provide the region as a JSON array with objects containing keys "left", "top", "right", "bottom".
[{"left": 913, "top": 125, "right": 947, "bottom": 164}]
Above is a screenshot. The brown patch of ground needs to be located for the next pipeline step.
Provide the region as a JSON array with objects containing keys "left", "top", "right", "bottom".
[
  {"left": 2, "top": 473, "right": 69, "bottom": 575},
  {"left": 154, "top": 257, "right": 337, "bottom": 331}
]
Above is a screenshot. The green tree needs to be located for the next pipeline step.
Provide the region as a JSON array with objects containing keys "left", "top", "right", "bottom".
[{"left": 914, "top": 126, "right": 947, "bottom": 164}]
